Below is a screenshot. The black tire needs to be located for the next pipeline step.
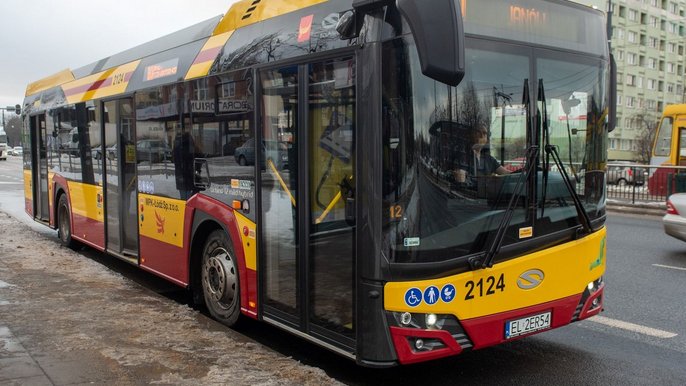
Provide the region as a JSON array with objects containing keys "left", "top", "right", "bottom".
[
  {"left": 238, "top": 155, "right": 247, "bottom": 166},
  {"left": 57, "top": 194, "right": 79, "bottom": 250},
  {"left": 201, "top": 230, "right": 242, "bottom": 327}
]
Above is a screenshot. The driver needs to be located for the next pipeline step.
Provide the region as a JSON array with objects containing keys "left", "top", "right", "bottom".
[{"left": 453, "top": 125, "right": 510, "bottom": 184}]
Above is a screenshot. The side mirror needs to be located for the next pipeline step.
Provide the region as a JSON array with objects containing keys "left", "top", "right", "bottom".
[
  {"left": 396, "top": 0, "right": 465, "bottom": 86},
  {"left": 608, "top": 54, "right": 617, "bottom": 132},
  {"left": 347, "top": 0, "right": 465, "bottom": 87}
]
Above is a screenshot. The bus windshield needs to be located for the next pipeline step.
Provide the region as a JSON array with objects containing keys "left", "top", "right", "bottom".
[{"left": 382, "top": 37, "right": 608, "bottom": 264}]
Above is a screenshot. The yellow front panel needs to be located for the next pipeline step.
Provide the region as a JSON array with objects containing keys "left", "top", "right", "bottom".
[
  {"left": 138, "top": 194, "right": 186, "bottom": 248},
  {"left": 233, "top": 212, "right": 257, "bottom": 271},
  {"left": 23, "top": 170, "right": 32, "bottom": 201},
  {"left": 214, "top": 0, "right": 328, "bottom": 34},
  {"left": 384, "top": 229, "right": 607, "bottom": 320},
  {"left": 67, "top": 181, "right": 103, "bottom": 222},
  {"left": 62, "top": 60, "right": 141, "bottom": 104}
]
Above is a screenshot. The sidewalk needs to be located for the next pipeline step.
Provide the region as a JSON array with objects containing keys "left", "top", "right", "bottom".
[{"left": 0, "top": 211, "right": 339, "bottom": 386}]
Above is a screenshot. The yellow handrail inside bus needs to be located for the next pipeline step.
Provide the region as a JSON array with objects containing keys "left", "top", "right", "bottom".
[
  {"left": 315, "top": 191, "right": 342, "bottom": 224},
  {"left": 267, "top": 159, "right": 295, "bottom": 207}
]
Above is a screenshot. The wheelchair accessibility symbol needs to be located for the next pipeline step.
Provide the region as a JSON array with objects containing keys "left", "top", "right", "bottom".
[{"left": 404, "top": 288, "right": 422, "bottom": 307}]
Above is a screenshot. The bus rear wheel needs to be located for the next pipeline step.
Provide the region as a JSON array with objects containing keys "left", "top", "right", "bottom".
[
  {"left": 57, "top": 194, "right": 78, "bottom": 250},
  {"left": 201, "top": 230, "right": 241, "bottom": 327}
]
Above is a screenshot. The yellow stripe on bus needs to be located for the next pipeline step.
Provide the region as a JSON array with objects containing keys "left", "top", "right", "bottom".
[
  {"left": 384, "top": 228, "right": 607, "bottom": 320},
  {"left": 213, "top": 0, "right": 328, "bottom": 35},
  {"left": 67, "top": 181, "right": 104, "bottom": 222},
  {"left": 23, "top": 170, "right": 32, "bottom": 201},
  {"left": 184, "top": 31, "right": 234, "bottom": 80},
  {"left": 62, "top": 60, "right": 141, "bottom": 104},
  {"left": 234, "top": 211, "right": 257, "bottom": 271},
  {"left": 138, "top": 194, "right": 186, "bottom": 248},
  {"left": 25, "top": 69, "right": 75, "bottom": 97}
]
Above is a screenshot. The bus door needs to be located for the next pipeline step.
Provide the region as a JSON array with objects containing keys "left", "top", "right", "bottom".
[
  {"left": 260, "top": 56, "right": 356, "bottom": 352},
  {"left": 30, "top": 114, "right": 49, "bottom": 222},
  {"left": 103, "top": 98, "right": 138, "bottom": 259}
]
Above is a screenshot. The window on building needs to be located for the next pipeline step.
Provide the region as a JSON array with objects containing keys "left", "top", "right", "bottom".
[
  {"left": 609, "top": 138, "right": 618, "bottom": 150},
  {"left": 627, "top": 53, "right": 637, "bottom": 65},
  {"left": 648, "top": 79, "right": 657, "bottom": 90},
  {"left": 626, "top": 96, "right": 635, "bottom": 107},
  {"left": 626, "top": 74, "right": 636, "bottom": 86},
  {"left": 648, "top": 58, "right": 657, "bottom": 69},
  {"left": 629, "top": 9, "right": 638, "bottom": 21},
  {"left": 628, "top": 31, "right": 638, "bottom": 43},
  {"left": 621, "top": 139, "right": 632, "bottom": 151}
]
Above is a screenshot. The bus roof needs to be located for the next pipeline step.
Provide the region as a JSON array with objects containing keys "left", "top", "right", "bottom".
[
  {"left": 661, "top": 104, "right": 686, "bottom": 117},
  {"left": 24, "top": 0, "right": 329, "bottom": 109}
]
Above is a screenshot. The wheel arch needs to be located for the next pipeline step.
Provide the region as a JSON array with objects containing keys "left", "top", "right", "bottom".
[{"left": 187, "top": 202, "right": 250, "bottom": 318}]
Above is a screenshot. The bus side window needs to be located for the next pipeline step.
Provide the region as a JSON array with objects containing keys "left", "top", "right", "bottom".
[
  {"left": 679, "top": 127, "right": 686, "bottom": 166},
  {"left": 654, "top": 117, "right": 673, "bottom": 157}
]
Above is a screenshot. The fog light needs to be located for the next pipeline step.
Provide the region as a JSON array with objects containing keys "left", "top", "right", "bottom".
[
  {"left": 415, "top": 339, "right": 424, "bottom": 350},
  {"left": 400, "top": 312, "right": 412, "bottom": 326},
  {"left": 426, "top": 313, "right": 438, "bottom": 329}
]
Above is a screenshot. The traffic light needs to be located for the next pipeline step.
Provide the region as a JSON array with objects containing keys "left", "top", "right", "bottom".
[{"left": 15, "top": 104, "right": 20, "bottom": 115}]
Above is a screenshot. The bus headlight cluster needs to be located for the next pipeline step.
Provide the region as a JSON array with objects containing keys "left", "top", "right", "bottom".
[
  {"left": 586, "top": 276, "right": 603, "bottom": 293},
  {"left": 392, "top": 312, "right": 447, "bottom": 330}
]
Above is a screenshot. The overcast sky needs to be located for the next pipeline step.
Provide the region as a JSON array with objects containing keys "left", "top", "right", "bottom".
[{"left": 0, "top": 0, "right": 240, "bottom": 111}]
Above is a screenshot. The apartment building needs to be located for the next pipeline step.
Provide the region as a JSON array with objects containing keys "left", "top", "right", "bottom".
[{"left": 574, "top": 0, "right": 686, "bottom": 161}]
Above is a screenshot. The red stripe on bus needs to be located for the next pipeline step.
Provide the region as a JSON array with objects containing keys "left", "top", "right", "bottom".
[
  {"left": 460, "top": 294, "right": 581, "bottom": 350},
  {"left": 140, "top": 234, "right": 189, "bottom": 287},
  {"left": 192, "top": 46, "right": 222, "bottom": 65},
  {"left": 71, "top": 211, "right": 105, "bottom": 250},
  {"left": 63, "top": 71, "right": 134, "bottom": 97}
]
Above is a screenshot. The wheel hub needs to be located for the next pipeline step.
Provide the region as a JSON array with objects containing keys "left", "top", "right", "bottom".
[{"left": 202, "top": 248, "right": 236, "bottom": 309}]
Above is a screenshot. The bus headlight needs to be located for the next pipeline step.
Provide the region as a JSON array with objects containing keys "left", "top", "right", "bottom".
[{"left": 426, "top": 313, "right": 438, "bottom": 329}]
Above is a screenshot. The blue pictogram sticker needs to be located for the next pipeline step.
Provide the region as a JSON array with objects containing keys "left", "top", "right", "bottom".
[
  {"left": 423, "top": 286, "right": 439, "bottom": 305},
  {"left": 441, "top": 284, "right": 456, "bottom": 303},
  {"left": 404, "top": 288, "right": 422, "bottom": 307}
]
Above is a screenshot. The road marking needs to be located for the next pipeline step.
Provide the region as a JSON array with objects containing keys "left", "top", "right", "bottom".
[
  {"left": 653, "top": 264, "right": 686, "bottom": 272},
  {"left": 587, "top": 316, "right": 678, "bottom": 338},
  {"left": 0, "top": 182, "right": 22, "bottom": 185}
]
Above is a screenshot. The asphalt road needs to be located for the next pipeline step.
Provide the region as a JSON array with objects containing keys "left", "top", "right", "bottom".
[{"left": 2, "top": 155, "right": 686, "bottom": 384}]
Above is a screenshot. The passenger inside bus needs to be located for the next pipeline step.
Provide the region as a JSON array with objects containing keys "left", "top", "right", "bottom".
[
  {"left": 452, "top": 124, "right": 510, "bottom": 186},
  {"left": 173, "top": 130, "right": 198, "bottom": 199}
]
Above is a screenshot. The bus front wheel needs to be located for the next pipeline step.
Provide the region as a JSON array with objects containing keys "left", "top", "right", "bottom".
[
  {"left": 57, "top": 194, "right": 78, "bottom": 250},
  {"left": 201, "top": 230, "right": 241, "bottom": 327}
]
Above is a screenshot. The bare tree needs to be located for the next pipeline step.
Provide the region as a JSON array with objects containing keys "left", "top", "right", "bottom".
[
  {"left": 4, "top": 116, "right": 22, "bottom": 147},
  {"left": 631, "top": 111, "right": 658, "bottom": 164}
]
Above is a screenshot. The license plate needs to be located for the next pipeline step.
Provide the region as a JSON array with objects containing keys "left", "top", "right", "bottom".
[{"left": 505, "top": 311, "right": 551, "bottom": 339}]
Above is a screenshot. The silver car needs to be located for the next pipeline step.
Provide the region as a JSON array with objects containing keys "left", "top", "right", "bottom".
[{"left": 664, "top": 193, "right": 686, "bottom": 242}]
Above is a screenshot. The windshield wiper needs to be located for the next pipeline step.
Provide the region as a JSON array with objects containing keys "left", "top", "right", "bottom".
[{"left": 538, "top": 79, "right": 592, "bottom": 235}]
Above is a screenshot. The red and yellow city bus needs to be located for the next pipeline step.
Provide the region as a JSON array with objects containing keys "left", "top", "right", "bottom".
[
  {"left": 649, "top": 104, "right": 686, "bottom": 194},
  {"left": 21, "top": 0, "right": 614, "bottom": 366}
]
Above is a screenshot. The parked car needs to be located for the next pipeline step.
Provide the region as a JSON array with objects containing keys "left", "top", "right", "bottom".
[
  {"left": 137, "top": 139, "right": 171, "bottom": 163},
  {"left": 13, "top": 146, "right": 23, "bottom": 156},
  {"left": 234, "top": 139, "right": 289, "bottom": 169},
  {"left": 606, "top": 161, "right": 645, "bottom": 186},
  {"left": 664, "top": 193, "right": 686, "bottom": 242}
]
